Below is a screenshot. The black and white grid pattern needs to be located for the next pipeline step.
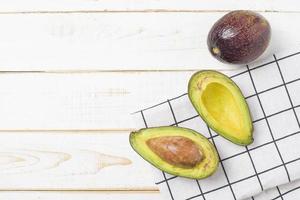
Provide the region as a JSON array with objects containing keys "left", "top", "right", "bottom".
[{"left": 133, "top": 51, "right": 300, "bottom": 200}]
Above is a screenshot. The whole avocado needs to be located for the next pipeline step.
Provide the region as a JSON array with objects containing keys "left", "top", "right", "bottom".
[{"left": 207, "top": 10, "right": 271, "bottom": 64}]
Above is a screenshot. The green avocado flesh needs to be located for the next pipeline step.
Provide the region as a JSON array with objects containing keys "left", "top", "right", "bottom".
[
  {"left": 130, "top": 126, "right": 219, "bottom": 179},
  {"left": 188, "top": 70, "right": 253, "bottom": 146}
]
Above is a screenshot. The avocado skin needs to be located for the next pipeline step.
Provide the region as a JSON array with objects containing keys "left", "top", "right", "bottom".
[
  {"left": 207, "top": 10, "right": 271, "bottom": 64},
  {"left": 129, "top": 126, "right": 219, "bottom": 179},
  {"left": 188, "top": 70, "right": 254, "bottom": 146}
]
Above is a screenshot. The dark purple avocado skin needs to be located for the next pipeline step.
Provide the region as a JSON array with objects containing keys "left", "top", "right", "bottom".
[{"left": 207, "top": 10, "right": 271, "bottom": 64}]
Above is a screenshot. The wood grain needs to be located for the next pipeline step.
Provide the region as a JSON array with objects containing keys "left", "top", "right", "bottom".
[
  {"left": 0, "top": 72, "right": 198, "bottom": 130},
  {"left": 0, "top": 0, "right": 297, "bottom": 13},
  {"left": 0, "top": 1, "right": 298, "bottom": 198},
  {"left": 0, "top": 131, "right": 158, "bottom": 191},
  {"left": 0, "top": 13, "right": 298, "bottom": 71}
]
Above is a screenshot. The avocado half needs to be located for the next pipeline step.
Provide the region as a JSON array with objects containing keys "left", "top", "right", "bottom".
[
  {"left": 188, "top": 70, "right": 253, "bottom": 146},
  {"left": 130, "top": 126, "right": 219, "bottom": 179}
]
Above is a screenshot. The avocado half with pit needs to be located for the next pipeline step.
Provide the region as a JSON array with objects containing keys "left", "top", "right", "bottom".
[
  {"left": 188, "top": 70, "right": 253, "bottom": 146},
  {"left": 130, "top": 126, "right": 219, "bottom": 179}
]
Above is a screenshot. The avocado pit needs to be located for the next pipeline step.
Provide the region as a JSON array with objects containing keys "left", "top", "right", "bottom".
[{"left": 146, "top": 136, "right": 203, "bottom": 168}]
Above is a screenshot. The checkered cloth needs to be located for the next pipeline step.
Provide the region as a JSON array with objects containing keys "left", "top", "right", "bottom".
[{"left": 132, "top": 50, "right": 300, "bottom": 200}]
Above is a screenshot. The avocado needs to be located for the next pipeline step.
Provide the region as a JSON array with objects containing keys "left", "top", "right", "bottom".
[
  {"left": 207, "top": 10, "right": 271, "bottom": 64},
  {"left": 188, "top": 70, "right": 253, "bottom": 146},
  {"left": 130, "top": 126, "right": 219, "bottom": 179}
]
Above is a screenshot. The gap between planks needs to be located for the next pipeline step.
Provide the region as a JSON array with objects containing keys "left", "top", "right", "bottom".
[
  {"left": 0, "top": 129, "right": 136, "bottom": 133},
  {"left": 0, "top": 188, "right": 159, "bottom": 193},
  {"left": 0, "top": 69, "right": 237, "bottom": 73},
  {"left": 0, "top": 10, "right": 297, "bottom": 14}
]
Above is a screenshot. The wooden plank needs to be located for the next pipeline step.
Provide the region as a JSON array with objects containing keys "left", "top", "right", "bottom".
[
  {"left": 0, "top": 0, "right": 298, "bottom": 12},
  {"left": 0, "top": 72, "right": 195, "bottom": 130},
  {"left": 0, "top": 131, "right": 158, "bottom": 190},
  {"left": 0, "top": 63, "right": 294, "bottom": 130},
  {"left": 0, "top": 191, "right": 163, "bottom": 200},
  {"left": 0, "top": 12, "right": 298, "bottom": 71}
]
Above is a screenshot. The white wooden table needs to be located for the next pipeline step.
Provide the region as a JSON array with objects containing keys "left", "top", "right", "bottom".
[{"left": 0, "top": 1, "right": 300, "bottom": 199}]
